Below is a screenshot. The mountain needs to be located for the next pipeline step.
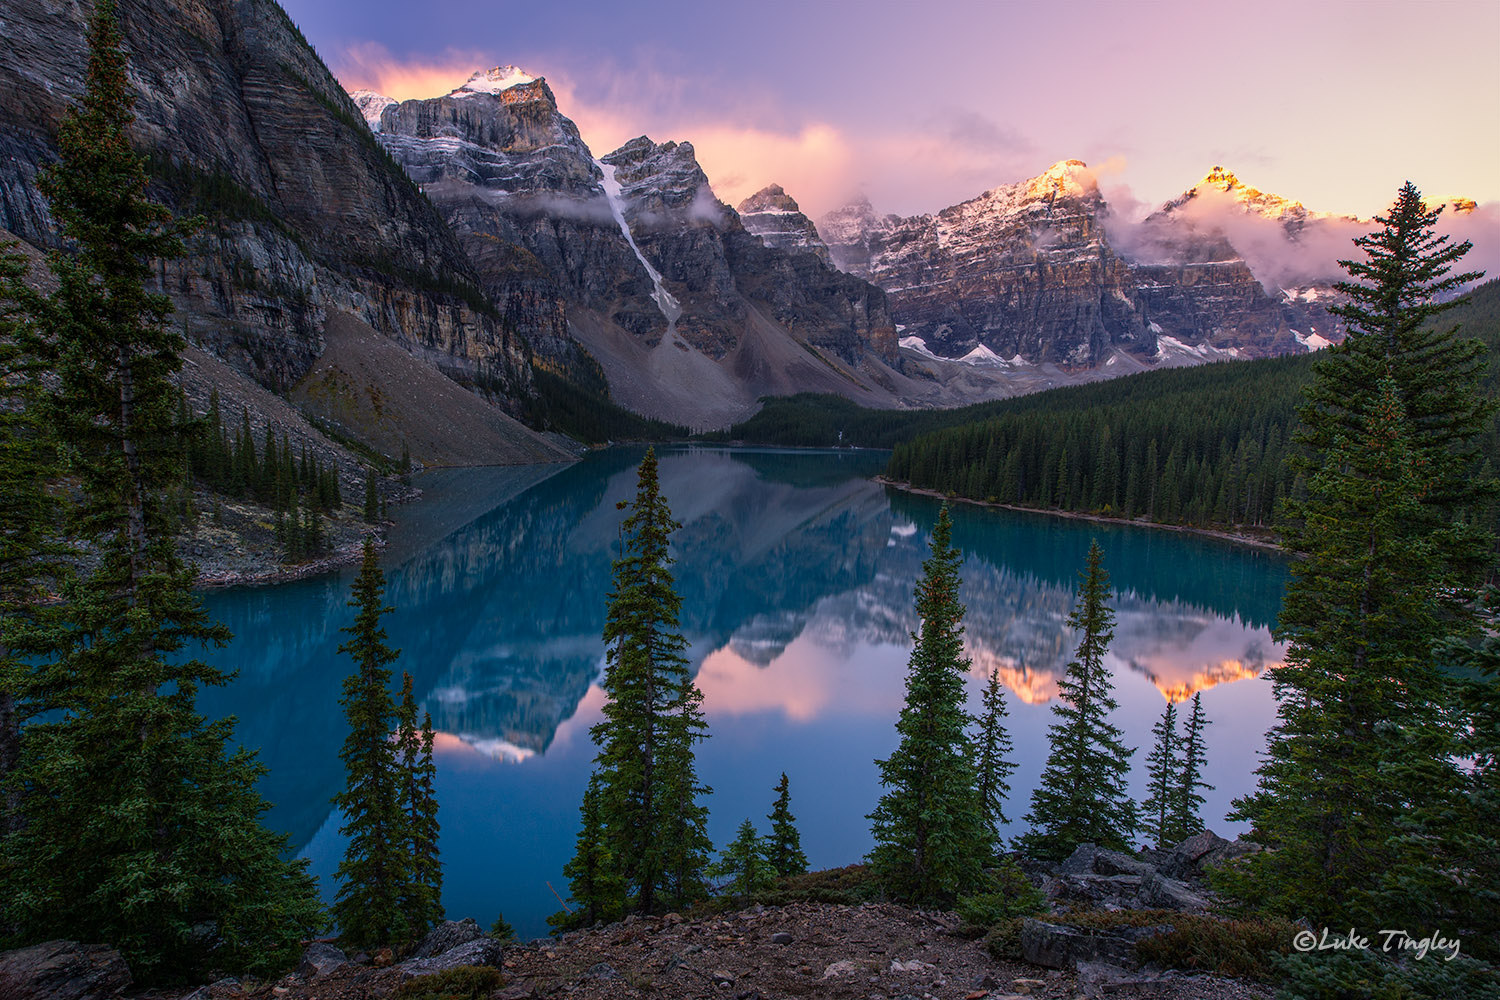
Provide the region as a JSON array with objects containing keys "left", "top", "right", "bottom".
[
  {"left": 818, "top": 160, "right": 1308, "bottom": 369},
  {"left": 1133, "top": 166, "right": 1356, "bottom": 349},
  {"left": 362, "top": 70, "right": 909, "bottom": 428},
  {"left": 0, "top": 0, "right": 564, "bottom": 466},
  {"left": 736, "top": 184, "right": 832, "bottom": 264}
]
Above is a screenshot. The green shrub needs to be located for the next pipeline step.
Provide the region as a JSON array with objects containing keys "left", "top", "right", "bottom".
[
  {"left": 752, "top": 864, "right": 882, "bottom": 906},
  {"left": 1135, "top": 915, "right": 1299, "bottom": 980},
  {"left": 1274, "top": 950, "right": 1500, "bottom": 1000},
  {"left": 391, "top": 965, "right": 503, "bottom": 1000},
  {"left": 954, "top": 859, "right": 1049, "bottom": 931},
  {"left": 982, "top": 917, "right": 1026, "bottom": 960},
  {"left": 1040, "top": 909, "right": 1297, "bottom": 981}
]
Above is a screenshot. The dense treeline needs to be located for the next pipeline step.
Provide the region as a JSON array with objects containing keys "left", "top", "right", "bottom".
[
  {"left": 888, "top": 280, "right": 1500, "bottom": 530},
  {"left": 187, "top": 390, "right": 344, "bottom": 560},
  {"left": 523, "top": 364, "right": 691, "bottom": 444},
  {"left": 888, "top": 356, "right": 1313, "bottom": 528}
]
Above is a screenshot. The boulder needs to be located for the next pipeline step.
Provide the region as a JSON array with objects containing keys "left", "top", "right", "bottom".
[
  {"left": 1160, "top": 831, "right": 1228, "bottom": 879},
  {"left": 1046, "top": 873, "right": 1144, "bottom": 908},
  {"left": 410, "top": 917, "right": 486, "bottom": 960},
  {"left": 0, "top": 940, "right": 131, "bottom": 1000},
  {"left": 398, "top": 936, "right": 504, "bottom": 977},
  {"left": 1134, "top": 873, "right": 1212, "bottom": 913},
  {"left": 296, "top": 942, "right": 348, "bottom": 980},
  {"left": 180, "top": 978, "right": 241, "bottom": 1000},
  {"left": 1197, "top": 837, "right": 1261, "bottom": 875},
  {"left": 1058, "top": 844, "right": 1156, "bottom": 878},
  {"left": 1019, "top": 918, "right": 1172, "bottom": 972}
]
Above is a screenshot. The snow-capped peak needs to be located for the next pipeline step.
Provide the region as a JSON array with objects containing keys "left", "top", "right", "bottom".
[
  {"left": 1186, "top": 165, "right": 1312, "bottom": 222},
  {"left": 350, "top": 90, "right": 396, "bottom": 131},
  {"left": 1029, "top": 159, "right": 1096, "bottom": 200},
  {"left": 451, "top": 66, "right": 535, "bottom": 97}
]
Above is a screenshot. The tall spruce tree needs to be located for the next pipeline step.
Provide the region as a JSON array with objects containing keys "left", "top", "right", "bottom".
[
  {"left": 973, "top": 665, "right": 1017, "bottom": 834},
  {"left": 396, "top": 672, "right": 443, "bottom": 937},
  {"left": 1170, "top": 693, "right": 1212, "bottom": 844},
  {"left": 1017, "top": 540, "right": 1137, "bottom": 861},
  {"left": 0, "top": 3, "right": 322, "bottom": 980},
  {"left": 1141, "top": 700, "right": 1179, "bottom": 850},
  {"left": 868, "top": 503, "right": 990, "bottom": 903},
  {"left": 0, "top": 245, "right": 65, "bottom": 844},
  {"left": 766, "top": 772, "right": 809, "bottom": 877},
  {"left": 1226, "top": 184, "right": 1492, "bottom": 928},
  {"left": 333, "top": 537, "right": 408, "bottom": 947},
  {"left": 580, "top": 448, "right": 711, "bottom": 915}
]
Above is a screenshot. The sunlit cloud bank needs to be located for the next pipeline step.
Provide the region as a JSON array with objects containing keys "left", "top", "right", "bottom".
[
  {"left": 696, "top": 636, "right": 907, "bottom": 723},
  {"left": 330, "top": 44, "right": 1498, "bottom": 285},
  {"left": 329, "top": 43, "right": 1041, "bottom": 219},
  {"left": 1105, "top": 175, "right": 1500, "bottom": 293},
  {"left": 334, "top": 41, "right": 493, "bottom": 100}
]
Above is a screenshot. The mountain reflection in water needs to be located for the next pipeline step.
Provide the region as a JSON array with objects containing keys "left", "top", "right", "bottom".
[{"left": 196, "top": 446, "right": 1288, "bottom": 939}]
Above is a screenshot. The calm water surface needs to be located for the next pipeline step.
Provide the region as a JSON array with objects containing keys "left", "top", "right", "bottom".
[{"left": 196, "top": 446, "right": 1289, "bottom": 939}]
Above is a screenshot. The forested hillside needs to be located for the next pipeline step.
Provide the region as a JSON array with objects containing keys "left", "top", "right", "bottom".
[
  {"left": 885, "top": 280, "right": 1500, "bottom": 530},
  {"left": 713, "top": 281, "right": 1499, "bottom": 532}
]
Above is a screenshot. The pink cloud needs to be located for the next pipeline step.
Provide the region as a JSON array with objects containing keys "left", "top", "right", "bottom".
[{"left": 331, "top": 41, "right": 488, "bottom": 100}]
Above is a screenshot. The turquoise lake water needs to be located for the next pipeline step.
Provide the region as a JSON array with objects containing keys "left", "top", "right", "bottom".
[{"left": 194, "top": 446, "right": 1290, "bottom": 939}]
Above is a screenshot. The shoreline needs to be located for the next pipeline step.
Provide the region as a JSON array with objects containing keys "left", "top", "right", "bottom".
[
  {"left": 193, "top": 538, "right": 373, "bottom": 589},
  {"left": 875, "top": 477, "right": 1284, "bottom": 552}
]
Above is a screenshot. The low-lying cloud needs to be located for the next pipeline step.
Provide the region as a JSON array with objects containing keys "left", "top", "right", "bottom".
[{"left": 1105, "top": 179, "right": 1498, "bottom": 294}]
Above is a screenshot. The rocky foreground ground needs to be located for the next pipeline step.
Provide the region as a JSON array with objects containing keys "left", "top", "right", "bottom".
[
  {"left": 136, "top": 902, "right": 1270, "bottom": 1000},
  {"left": 0, "top": 834, "right": 1284, "bottom": 1000}
]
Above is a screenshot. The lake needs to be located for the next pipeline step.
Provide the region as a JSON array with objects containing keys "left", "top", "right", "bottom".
[{"left": 195, "top": 446, "right": 1290, "bottom": 940}]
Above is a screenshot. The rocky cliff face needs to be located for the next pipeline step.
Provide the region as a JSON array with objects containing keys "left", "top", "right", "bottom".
[
  {"left": 0, "top": 0, "right": 531, "bottom": 401},
  {"left": 367, "top": 73, "right": 901, "bottom": 426},
  {"left": 736, "top": 184, "right": 832, "bottom": 264},
  {"left": 818, "top": 161, "right": 1341, "bottom": 369}
]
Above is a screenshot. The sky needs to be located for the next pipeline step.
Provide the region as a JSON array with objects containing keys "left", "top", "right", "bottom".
[{"left": 280, "top": 0, "right": 1500, "bottom": 223}]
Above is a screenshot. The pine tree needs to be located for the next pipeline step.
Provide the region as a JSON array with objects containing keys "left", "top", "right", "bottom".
[
  {"left": 1170, "top": 693, "right": 1212, "bottom": 844},
  {"left": 0, "top": 4, "right": 323, "bottom": 981},
  {"left": 0, "top": 244, "right": 66, "bottom": 842},
  {"left": 710, "top": 819, "right": 775, "bottom": 899},
  {"left": 578, "top": 448, "right": 711, "bottom": 916},
  {"left": 1226, "top": 184, "right": 1492, "bottom": 928},
  {"left": 333, "top": 537, "right": 407, "bottom": 948},
  {"left": 868, "top": 503, "right": 990, "bottom": 903},
  {"left": 1141, "top": 700, "right": 1179, "bottom": 849},
  {"left": 973, "top": 665, "right": 1017, "bottom": 835},
  {"left": 396, "top": 672, "right": 443, "bottom": 936},
  {"left": 1017, "top": 540, "right": 1137, "bottom": 861},
  {"left": 766, "top": 772, "right": 808, "bottom": 877},
  {"left": 558, "top": 774, "right": 625, "bottom": 927}
]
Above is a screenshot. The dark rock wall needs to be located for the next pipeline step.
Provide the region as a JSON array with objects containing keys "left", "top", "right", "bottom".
[{"left": 0, "top": 0, "right": 530, "bottom": 400}]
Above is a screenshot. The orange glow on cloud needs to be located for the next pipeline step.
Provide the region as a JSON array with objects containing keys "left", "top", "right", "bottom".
[
  {"left": 966, "top": 648, "right": 1060, "bottom": 705},
  {"left": 1150, "top": 659, "right": 1275, "bottom": 704},
  {"left": 333, "top": 41, "right": 492, "bottom": 101},
  {"left": 326, "top": 43, "right": 1041, "bottom": 219},
  {"left": 695, "top": 637, "right": 906, "bottom": 722}
]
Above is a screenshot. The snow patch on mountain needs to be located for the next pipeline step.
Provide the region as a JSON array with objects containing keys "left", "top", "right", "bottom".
[
  {"left": 350, "top": 89, "right": 396, "bottom": 131},
  {"left": 452, "top": 66, "right": 535, "bottom": 97},
  {"left": 1292, "top": 329, "right": 1333, "bottom": 351},
  {"left": 596, "top": 158, "right": 682, "bottom": 330}
]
